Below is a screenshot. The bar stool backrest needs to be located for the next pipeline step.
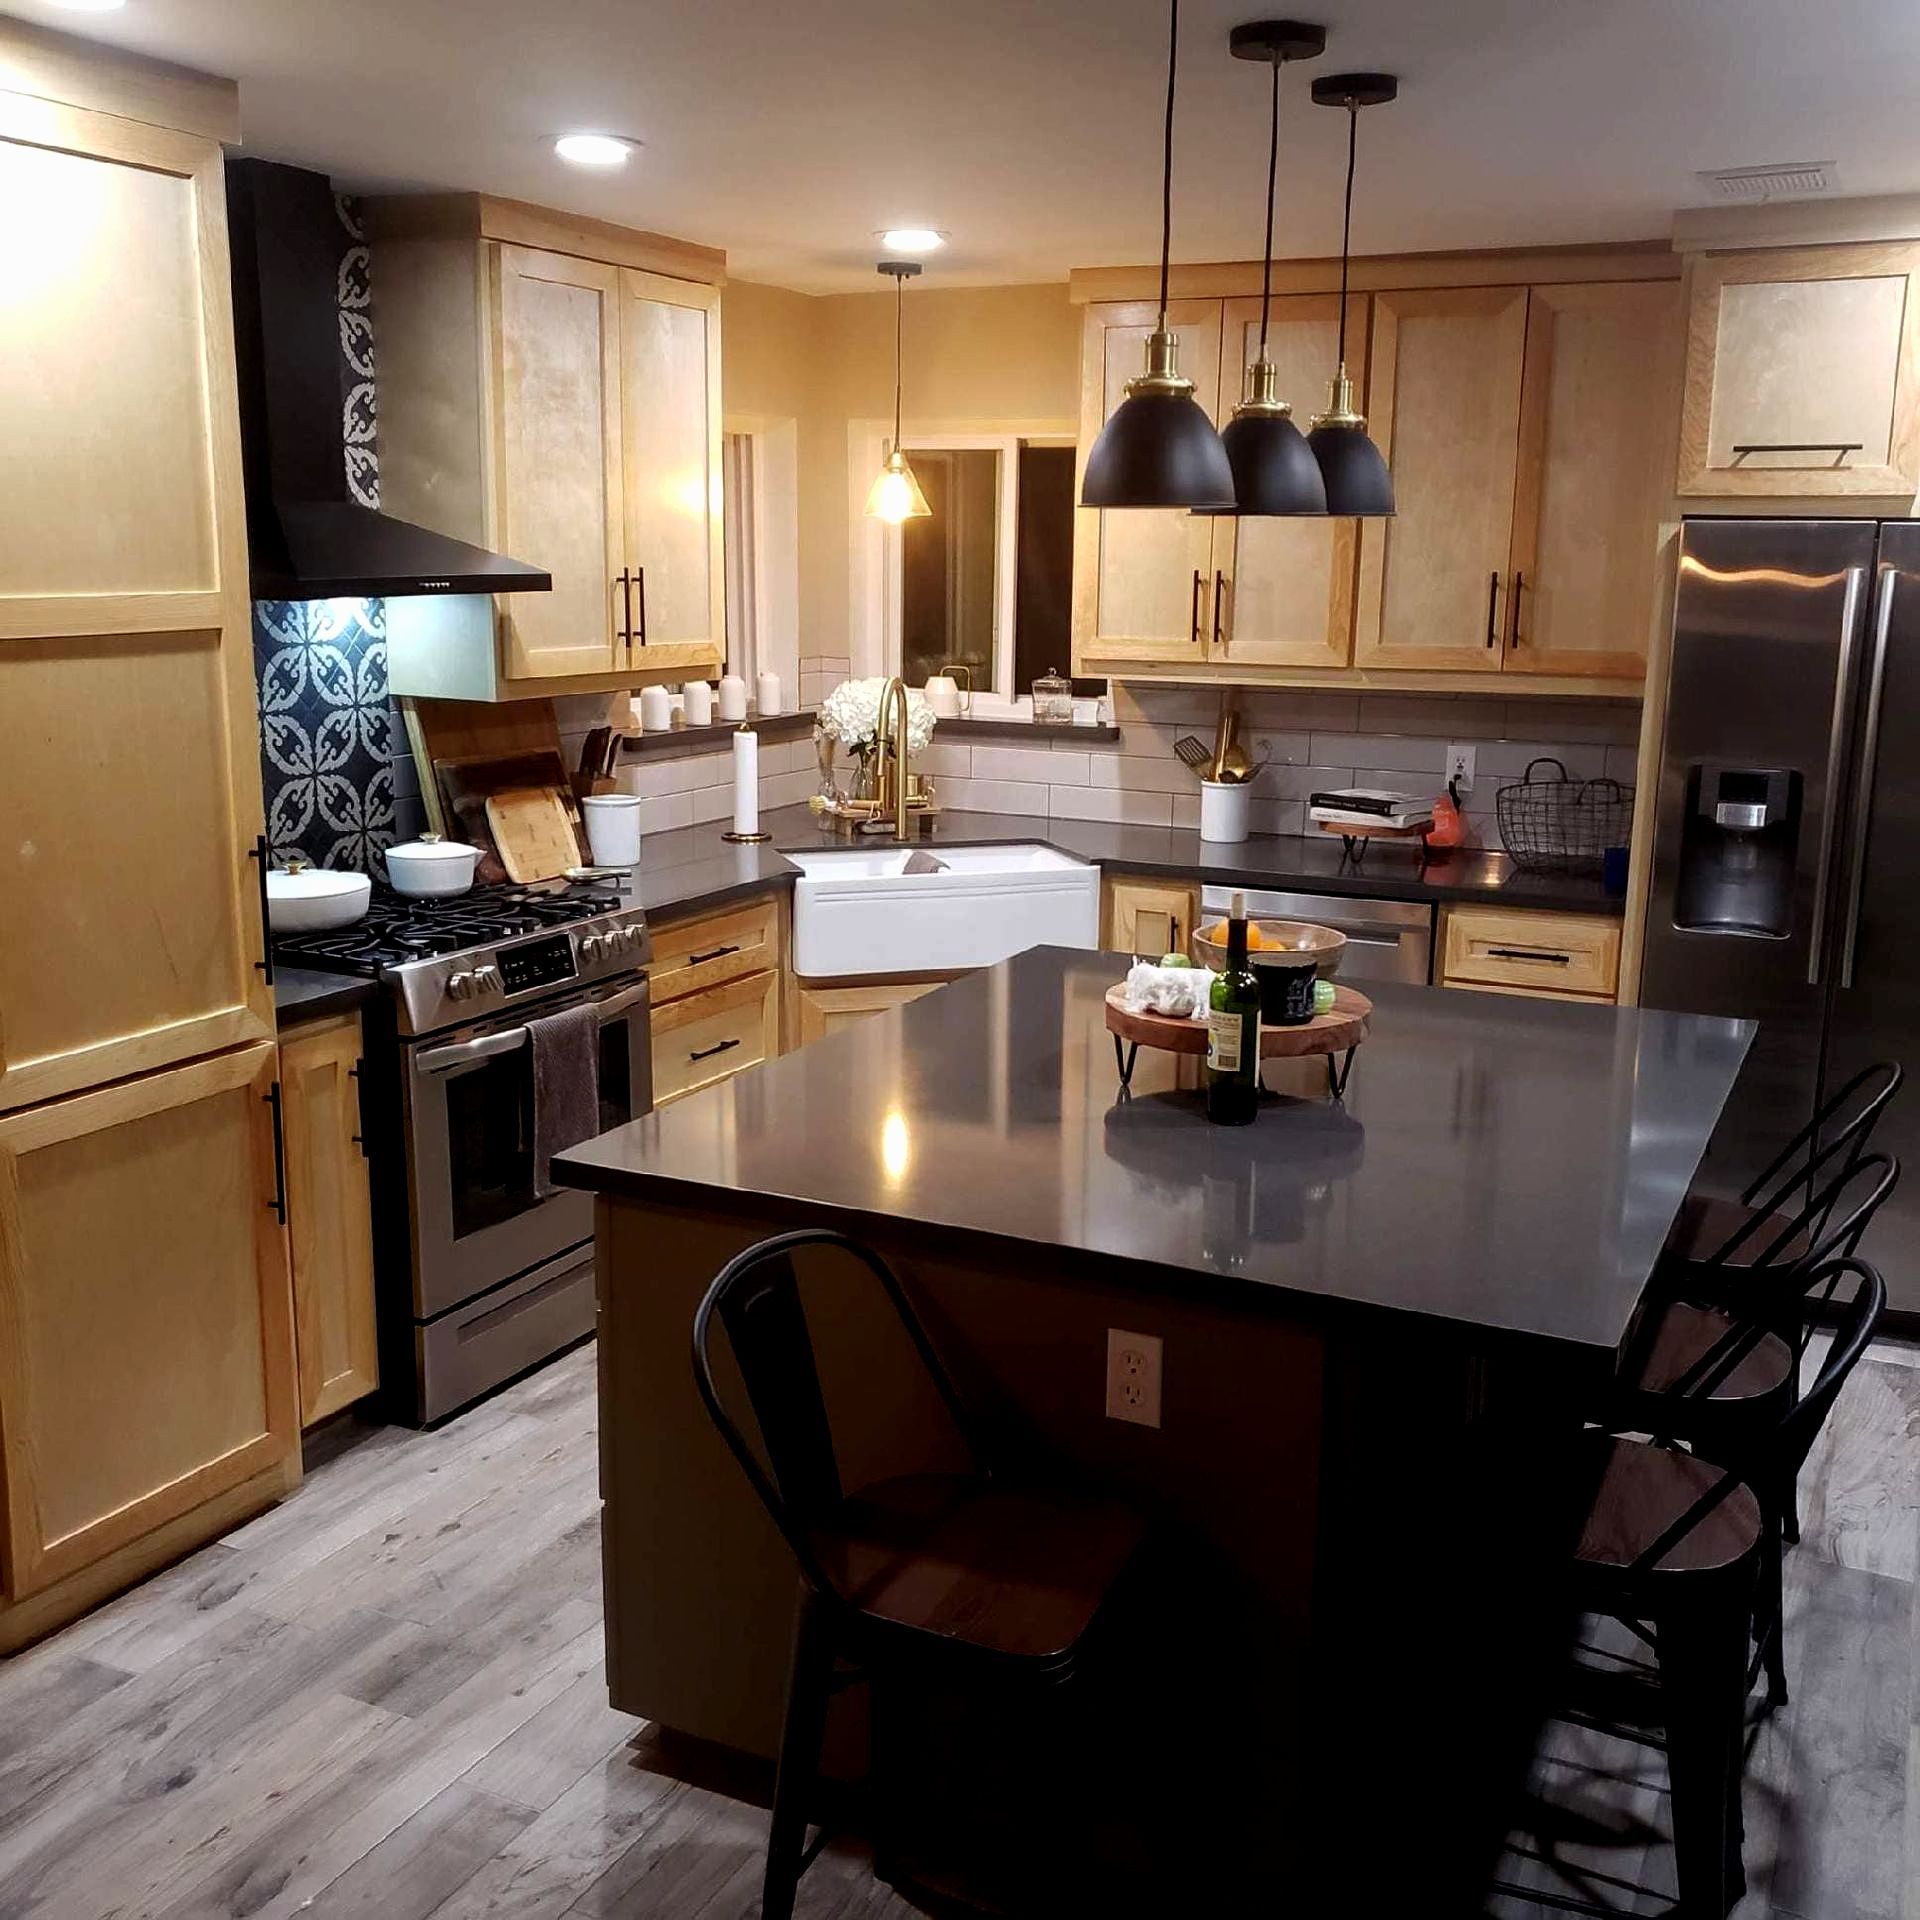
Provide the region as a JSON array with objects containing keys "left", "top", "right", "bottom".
[{"left": 1737, "top": 1062, "right": 1902, "bottom": 1244}]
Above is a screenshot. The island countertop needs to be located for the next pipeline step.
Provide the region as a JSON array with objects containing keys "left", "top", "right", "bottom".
[{"left": 556, "top": 946, "right": 1752, "bottom": 1363}]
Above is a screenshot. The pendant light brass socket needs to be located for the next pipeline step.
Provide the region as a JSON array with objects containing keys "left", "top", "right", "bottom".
[
  {"left": 1310, "top": 362, "right": 1366, "bottom": 431},
  {"left": 1233, "top": 358, "right": 1293, "bottom": 420},
  {"left": 1125, "top": 326, "right": 1199, "bottom": 401}
]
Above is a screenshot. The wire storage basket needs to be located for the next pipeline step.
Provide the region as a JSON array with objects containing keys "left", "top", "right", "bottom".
[{"left": 1495, "top": 757, "right": 1634, "bottom": 873}]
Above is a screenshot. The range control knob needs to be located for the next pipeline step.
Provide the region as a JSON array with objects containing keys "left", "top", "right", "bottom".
[
  {"left": 580, "top": 933, "right": 607, "bottom": 963},
  {"left": 475, "top": 965, "right": 502, "bottom": 993},
  {"left": 446, "top": 970, "right": 475, "bottom": 1000},
  {"left": 621, "top": 925, "right": 646, "bottom": 952}
]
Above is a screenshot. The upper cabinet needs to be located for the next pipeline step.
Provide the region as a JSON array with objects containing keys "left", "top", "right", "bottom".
[
  {"left": 1071, "top": 257, "right": 1682, "bottom": 692},
  {"left": 1677, "top": 241, "right": 1920, "bottom": 498},
  {"left": 369, "top": 195, "right": 726, "bottom": 700},
  {"left": 0, "top": 74, "right": 274, "bottom": 1113}
]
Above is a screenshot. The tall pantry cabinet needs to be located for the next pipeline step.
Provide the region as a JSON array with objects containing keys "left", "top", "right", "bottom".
[{"left": 0, "top": 22, "right": 299, "bottom": 1649}]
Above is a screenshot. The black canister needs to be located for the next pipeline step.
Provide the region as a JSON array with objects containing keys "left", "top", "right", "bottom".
[{"left": 1259, "top": 955, "right": 1319, "bottom": 1026}]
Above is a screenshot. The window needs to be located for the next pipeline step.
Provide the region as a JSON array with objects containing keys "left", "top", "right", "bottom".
[{"left": 900, "top": 448, "right": 1001, "bottom": 691}]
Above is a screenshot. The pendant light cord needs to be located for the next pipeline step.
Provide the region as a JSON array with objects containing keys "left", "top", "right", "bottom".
[
  {"left": 892, "top": 271, "right": 904, "bottom": 449},
  {"left": 1157, "top": 0, "right": 1178, "bottom": 328},
  {"left": 1335, "top": 100, "right": 1357, "bottom": 368},
  {"left": 1257, "top": 55, "right": 1280, "bottom": 356}
]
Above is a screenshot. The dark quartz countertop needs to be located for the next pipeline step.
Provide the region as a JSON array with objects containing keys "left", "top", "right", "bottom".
[
  {"left": 557, "top": 947, "right": 1752, "bottom": 1361},
  {"left": 274, "top": 966, "right": 380, "bottom": 1025},
  {"left": 633, "top": 805, "right": 1625, "bottom": 922}
]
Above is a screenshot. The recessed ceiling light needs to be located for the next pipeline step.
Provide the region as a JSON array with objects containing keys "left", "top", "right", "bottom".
[
  {"left": 554, "top": 133, "right": 635, "bottom": 168},
  {"left": 879, "top": 228, "right": 945, "bottom": 253},
  {"left": 47, "top": 0, "right": 127, "bottom": 11}
]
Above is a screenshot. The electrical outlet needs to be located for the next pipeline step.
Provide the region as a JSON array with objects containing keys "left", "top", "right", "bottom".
[
  {"left": 1447, "top": 742, "right": 1477, "bottom": 793},
  {"left": 1105, "top": 1328, "right": 1163, "bottom": 1428}
]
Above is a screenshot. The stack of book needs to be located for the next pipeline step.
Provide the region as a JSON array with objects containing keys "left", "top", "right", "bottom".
[{"left": 1306, "top": 788, "right": 1436, "bottom": 830}]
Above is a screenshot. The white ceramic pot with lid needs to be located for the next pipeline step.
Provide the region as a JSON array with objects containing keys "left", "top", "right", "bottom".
[
  {"left": 384, "top": 833, "right": 479, "bottom": 898},
  {"left": 265, "top": 855, "right": 372, "bottom": 932}
]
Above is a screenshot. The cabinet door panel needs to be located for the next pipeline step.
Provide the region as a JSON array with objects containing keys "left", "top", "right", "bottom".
[
  {"left": 1215, "top": 295, "right": 1361, "bottom": 669},
  {"left": 620, "top": 271, "right": 723, "bottom": 672},
  {"left": 1508, "top": 281, "right": 1680, "bottom": 679},
  {"left": 491, "top": 244, "right": 625, "bottom": 680},
  {"left": 0, "top": 1046, "right": 296, "bottom": 1598},
  {"left": 1679, "top": 243, "right": 1920, "bottom": 496},
  {"left": 1354, "top": 288, "right": 1529, "bottom": 672},
  {"left": 281, "top": 1016, "right": 378, "bottom": 1426},
  {"left": 1072, "top": 300, "right": 1223, "bottom": 666}
]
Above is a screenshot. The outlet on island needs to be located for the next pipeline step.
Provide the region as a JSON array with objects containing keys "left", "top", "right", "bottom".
[{"left": 1105, "top": 1328, "right": 1163, "bottom": 1428}]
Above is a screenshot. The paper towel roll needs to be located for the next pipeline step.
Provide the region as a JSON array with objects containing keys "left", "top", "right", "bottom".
[
  {"left": 757, "top": 670, "right": 782, "bottom": 716},
  {"left": 683, "top": 680, "right": 713, "bottom": 727},
  {"left": 718, "top": 674, "right": 748, "bottom": 722},
  {"left": 732, "top": 728, "right": 759, "bottom": 836}
]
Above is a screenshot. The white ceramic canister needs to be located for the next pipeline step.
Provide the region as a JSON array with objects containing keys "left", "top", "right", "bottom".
[
  {"left": 683, "top": 679, "right": 714, "bottom": 727},
  {"left": 717, "top": 673, "right": 749, "bottom": 722},
  {"left": 756, "top": 670, "right": 782, "bottom": 716},
  {"left": 581, "top": 792, "right": 643, "bottom": 866},
  {"left": 1199, "top": 779, "right": 1253, "bottom": 845},
  {"left": 923, "top": 674, "right": 961, "bottom": 720},
  {"left": 638, "top": 685, "right": 673, "bottom": 732}
]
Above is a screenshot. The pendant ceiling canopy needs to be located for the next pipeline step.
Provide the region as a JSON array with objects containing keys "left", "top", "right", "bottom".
[{"left": 1081, "top": 0, "right": 1236, "bottom": 512}]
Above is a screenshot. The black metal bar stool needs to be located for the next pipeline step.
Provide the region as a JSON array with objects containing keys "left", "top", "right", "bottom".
[{"left": 692, "top": 1227, "right": 1150, "bottom": 1920}]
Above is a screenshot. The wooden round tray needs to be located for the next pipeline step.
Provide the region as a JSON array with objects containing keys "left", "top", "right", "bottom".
[{"left": 1103, "top": 982, "right": 1372, "bottom": 1059}]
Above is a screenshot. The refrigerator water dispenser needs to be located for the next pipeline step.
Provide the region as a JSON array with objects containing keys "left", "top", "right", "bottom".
[{"left": 1673, "top": 765, "right": 1800, "bottom": 937}]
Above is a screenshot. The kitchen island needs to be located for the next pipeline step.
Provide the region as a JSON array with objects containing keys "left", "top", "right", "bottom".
[{"left": 557, "top": 949, "right": 1751, "bottom": 1905}]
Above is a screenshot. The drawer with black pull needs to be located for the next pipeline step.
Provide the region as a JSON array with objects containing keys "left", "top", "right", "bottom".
[
  {"left": 1440, "top": 905, "right": 1621, "bottom": 1002},
  {"left": 650, "top": 969, "right": 781, "bottom": 1106},
  {"left": 647, "top": 894, "right": 781, "bottom": 1004}
]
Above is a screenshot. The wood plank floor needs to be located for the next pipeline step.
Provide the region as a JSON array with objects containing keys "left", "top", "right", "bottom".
[{"left": 0, "top": 1336, "right": 1914, "bottom": 1919}]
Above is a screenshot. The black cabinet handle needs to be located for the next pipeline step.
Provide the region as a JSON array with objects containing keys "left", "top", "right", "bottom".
[
  {"left": 1190, "top": 569, "right": 1205, "bottom": 648},
  {"left": 635, "top": 565, "right": 648, "bottom": 647},
  {"left": 349, "top": 1059, "right": 367, "bottom": 1154},
  {"left": 686, "top": 944, "right": 741, "bottom": 966},
  {"left": 689, "top": 1036, "right": 742, "bottom": 1064},
  {"left": 263, "top": 1080, "right": 288, "bottom": 1223},
  {"left": 1508, "top": 569, "right": 1524, "bottom": 648},
  {"left": 1213, "top": 568, "right": 1227, "bottom": 649},
  {"left": 615, "top": 569, "right": 633, "bottom": 644},
  {"left": 1731, "top": 441, "right": 1863, "bottom": 457},
  {"left": 1487, "top": 946, "right": 1572, "bottom": 965},
  {"left": 1484, "top": 571, "right": 1499, "bottom": 649},
  {"left": 248, "top": 835, "right": 274, "bottom": 985}
]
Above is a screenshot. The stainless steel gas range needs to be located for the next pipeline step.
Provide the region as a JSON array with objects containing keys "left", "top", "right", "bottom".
[{"left": 276, "top": 879, "right": 652, "bottom": 1423}]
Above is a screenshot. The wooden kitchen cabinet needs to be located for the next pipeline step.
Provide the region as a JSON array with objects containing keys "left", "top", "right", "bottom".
[
  {"left": 1439, "top": 904, "right": 1621, "bottom": 1002},
  {"left": 370, "top": 194, "right": 727, "bottom": 700},
  {"left": 1677, "top": 241, "right": 1920, "bottom": 497},
  {"left": 653, "top": 970, "right": 782, "bottom": 1105},
  {"left": 793, "top": 980, "right": 947, "bottom": 1047},
  {"left": 1353, "top": 287, "right": 1531, "bottom": 672},
  {"left": 280, "top": 1015, "right": 379, "bottom": 1426},
  {"left": 0, "top": 1044, "right": 300, "bottom": 1641},
  {"left": 1104, "top": 874, "right": 1201, "bottom": 959},
  {"left": 0, "top": 73, "right": 274, "bottom": 1115}
]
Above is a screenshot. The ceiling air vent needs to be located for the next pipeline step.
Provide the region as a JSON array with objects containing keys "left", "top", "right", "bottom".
[{"left": 1696, "top": 162, "right": 1834, "bottom": 203}]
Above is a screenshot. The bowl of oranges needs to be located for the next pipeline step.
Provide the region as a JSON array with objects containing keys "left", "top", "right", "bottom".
[{"left": 1192, "top": 919, "right": 1347, "bottom": 1024}]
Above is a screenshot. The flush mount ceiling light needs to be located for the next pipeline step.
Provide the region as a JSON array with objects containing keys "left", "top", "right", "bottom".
[
  {"left": 1081, "top": 0, "right": 1235, "bottom": 511},
  {"left": 865, "top": 261, "right": 932, "bottom": 524},
  {"left": 553, "top": 133, "right": 635, "bottom": 168},
  {"left": 1198, "top": 18, "right": 1329, "bottom": 519},
  {"left": 46, "top": 0, "right": 126, "bottom": 10},
  {"left": 1306, "top": 72, "right": 1397, "bottom": 516},
  {"left": 879, "top": 228, "right": 946, "bottom": 253}
]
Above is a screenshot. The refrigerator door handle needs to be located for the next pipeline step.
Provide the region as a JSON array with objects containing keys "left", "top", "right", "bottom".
[
  {"left": 1808, "top": 564, "right": 1870, "bottom": 987},
  {"left": 1840, "top": 565, "right": 1897, "bottom": 988}
]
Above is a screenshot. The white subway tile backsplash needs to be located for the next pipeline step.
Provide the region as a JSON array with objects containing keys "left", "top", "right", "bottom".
[
  {"left": 1475, "top": 740, "right": 1609, "bottom": 780},
  {"left": 636, "top": 791, "right": 693, "bottom": 835},
  {"left": 690, "top": 783, "right": 734, "bottom": 825},
  {"left": 1170, "top": 793, "right": 1201, "bottom": 828},
  {"left": 972, "top": 744, "right": 1082, "bottom": 786},
  {"left": 1264, "top": 763, "right": 1364, "bottom": 801},
  {"left": 1311, "top": 733, "right": 1447, "bottom": 773},
  {"left": 761, "top": 768, "right": 817, "bottom": 811},
  {"left": 1603, "top": 744, "right": 1644, "bottom": 784},
  {"left": 918, "top": 741, "right": 973, "bottom": 779},
  {"left": 1089, "top": 754, "right": 1196, "bottom": 795},
  {"left": 1245, "top": 730, "right": 1312, "bottom": 767},
  {"left": 1047, "top": 785, "right": 1174, "bottom": 826},
  {"left": 937, "top": 776, "right": 1050, "bottom": 817}
]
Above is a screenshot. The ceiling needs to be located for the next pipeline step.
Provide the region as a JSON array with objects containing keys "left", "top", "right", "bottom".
[{"left": 20, "top": 0, "right": 1920, "bottom": 292}]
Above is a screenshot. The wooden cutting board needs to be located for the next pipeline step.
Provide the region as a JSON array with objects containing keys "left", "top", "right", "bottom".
[
  {"left": 435, "top": 749, "right": 582, "bottom": 885},
  {"left": 485, "top": 785, "right": 583, "bottom": 883}
]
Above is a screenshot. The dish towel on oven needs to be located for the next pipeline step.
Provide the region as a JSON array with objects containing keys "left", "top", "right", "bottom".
[{"left": 530, "top": 1004, "right": 601, "bottom": 1198}]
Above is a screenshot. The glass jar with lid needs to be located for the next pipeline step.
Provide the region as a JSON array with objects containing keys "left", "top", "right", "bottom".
[{"left": 1031, "top": 666, "right": 1073, "bottom": 726}]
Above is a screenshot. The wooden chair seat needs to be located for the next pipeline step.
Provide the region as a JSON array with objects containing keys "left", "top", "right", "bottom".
[
  {"left": 1665, "top": 1192, "right": 1807, "bottom": 1269},
  {"left": 1574, "top": 1435, "right": 1762, "bottom": 1583},
  {"left": 817, "top": 1473, "right": 1148, "bottom": 1669},
  {"left": 1628, "top": 1299, "right": 1795, "bottom": 1405}
]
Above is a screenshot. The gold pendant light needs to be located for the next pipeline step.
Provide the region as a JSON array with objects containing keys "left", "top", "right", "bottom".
[{"left": 865, "top": 260, "right": 931, "bottom": 523}]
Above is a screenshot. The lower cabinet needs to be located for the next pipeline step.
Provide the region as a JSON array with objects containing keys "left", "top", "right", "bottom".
[
  {"left": 0, "top": 1043, "right": 300, "bottom": 1643},
  {"left": 1439, "top": 904, "right": 1622, "bottom": 1003},
  {"left": 280, "top": 1015, "right": 380, "bottom": 1426},
  {"left": 653, "top": 969, "right": 782, "bottom": 1105},
  {"left": 793, "top": 979, "right": 947, "bottom": 1048},
  {"left": 1104, "top": 875, "right": 1201, "bottom": 958}
]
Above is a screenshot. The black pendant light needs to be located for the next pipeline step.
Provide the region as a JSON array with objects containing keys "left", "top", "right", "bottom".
[
  {"left": 1198, "top": 19, "right": 1329, "bottom": 518},
  {"left": 1081, "top": 0, "right": 1236, "bottom": 511},
  {"left": 1306, "top": 72, "right": 1397, "bottom": 516}
]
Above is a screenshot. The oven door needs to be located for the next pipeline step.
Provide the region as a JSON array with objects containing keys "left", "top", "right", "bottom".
[{"left": 404, "top": 973, "right": 652, "bottom": 1319}]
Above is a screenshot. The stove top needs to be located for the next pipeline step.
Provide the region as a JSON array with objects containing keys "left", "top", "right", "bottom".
[{"left": 274, "top": 878, "right": 652, "bottom": 1037}]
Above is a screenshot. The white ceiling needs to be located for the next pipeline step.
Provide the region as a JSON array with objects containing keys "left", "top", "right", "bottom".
[{"left": 21, "top": 0, "right": 1920, "bottom": 292}]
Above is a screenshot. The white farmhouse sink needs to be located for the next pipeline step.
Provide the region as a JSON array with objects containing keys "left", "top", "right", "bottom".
[{"left": 788, "top": 841, "right": 1100, "bottom": 980}]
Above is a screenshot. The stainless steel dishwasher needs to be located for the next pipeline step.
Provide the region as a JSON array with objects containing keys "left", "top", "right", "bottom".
[{"left": 1200, "top": 886, "right": 1434, "bottom": 985}]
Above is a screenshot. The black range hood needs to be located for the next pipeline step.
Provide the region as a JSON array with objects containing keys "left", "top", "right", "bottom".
[{"left": 227, "top": 158, "right": 550, "bottom": 601}]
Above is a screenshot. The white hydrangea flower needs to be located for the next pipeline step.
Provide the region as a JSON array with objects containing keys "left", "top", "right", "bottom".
[{"left": 817, "top": 678, "right": 937, "bottom": 754}]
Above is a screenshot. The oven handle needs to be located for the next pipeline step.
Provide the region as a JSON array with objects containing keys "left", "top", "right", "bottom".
[{"left": 414, "top": 977, "right": 651, "bottom": 1074}]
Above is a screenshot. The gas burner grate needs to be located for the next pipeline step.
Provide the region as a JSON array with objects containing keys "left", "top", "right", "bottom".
[{"left": 274, "top": 879, "right": 627, "bottom": 974}]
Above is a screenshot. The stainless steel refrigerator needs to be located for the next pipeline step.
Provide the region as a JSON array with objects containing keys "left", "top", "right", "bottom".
[{"left": 1643, "top": 517, "right": 1920, "bottom": 1318}]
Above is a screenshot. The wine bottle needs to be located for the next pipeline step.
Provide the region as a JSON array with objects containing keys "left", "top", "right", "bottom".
[{"left": 1206, "top": 891, "right": 1262, "bottom": 1126}]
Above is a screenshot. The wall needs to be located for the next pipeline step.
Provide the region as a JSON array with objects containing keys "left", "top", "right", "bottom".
[{"left": 921, "top": 685, "right": 1642, "bottom": 851}]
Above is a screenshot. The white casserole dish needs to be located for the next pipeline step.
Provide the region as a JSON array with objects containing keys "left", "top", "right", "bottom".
[
  {"left": 264, "top": 860, "right": 372, "bottom": 932},
  {"left": 385, "top": 834, "right": 479, "bottom": 897}
]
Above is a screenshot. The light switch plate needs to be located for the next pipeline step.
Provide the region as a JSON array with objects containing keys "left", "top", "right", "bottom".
[
  {"left": 1447, "top": 743, "right": 1477, "bottom": 792},
  {"left": 1105, "top": 1328, "right": 1163, "bottom": 1428}
]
